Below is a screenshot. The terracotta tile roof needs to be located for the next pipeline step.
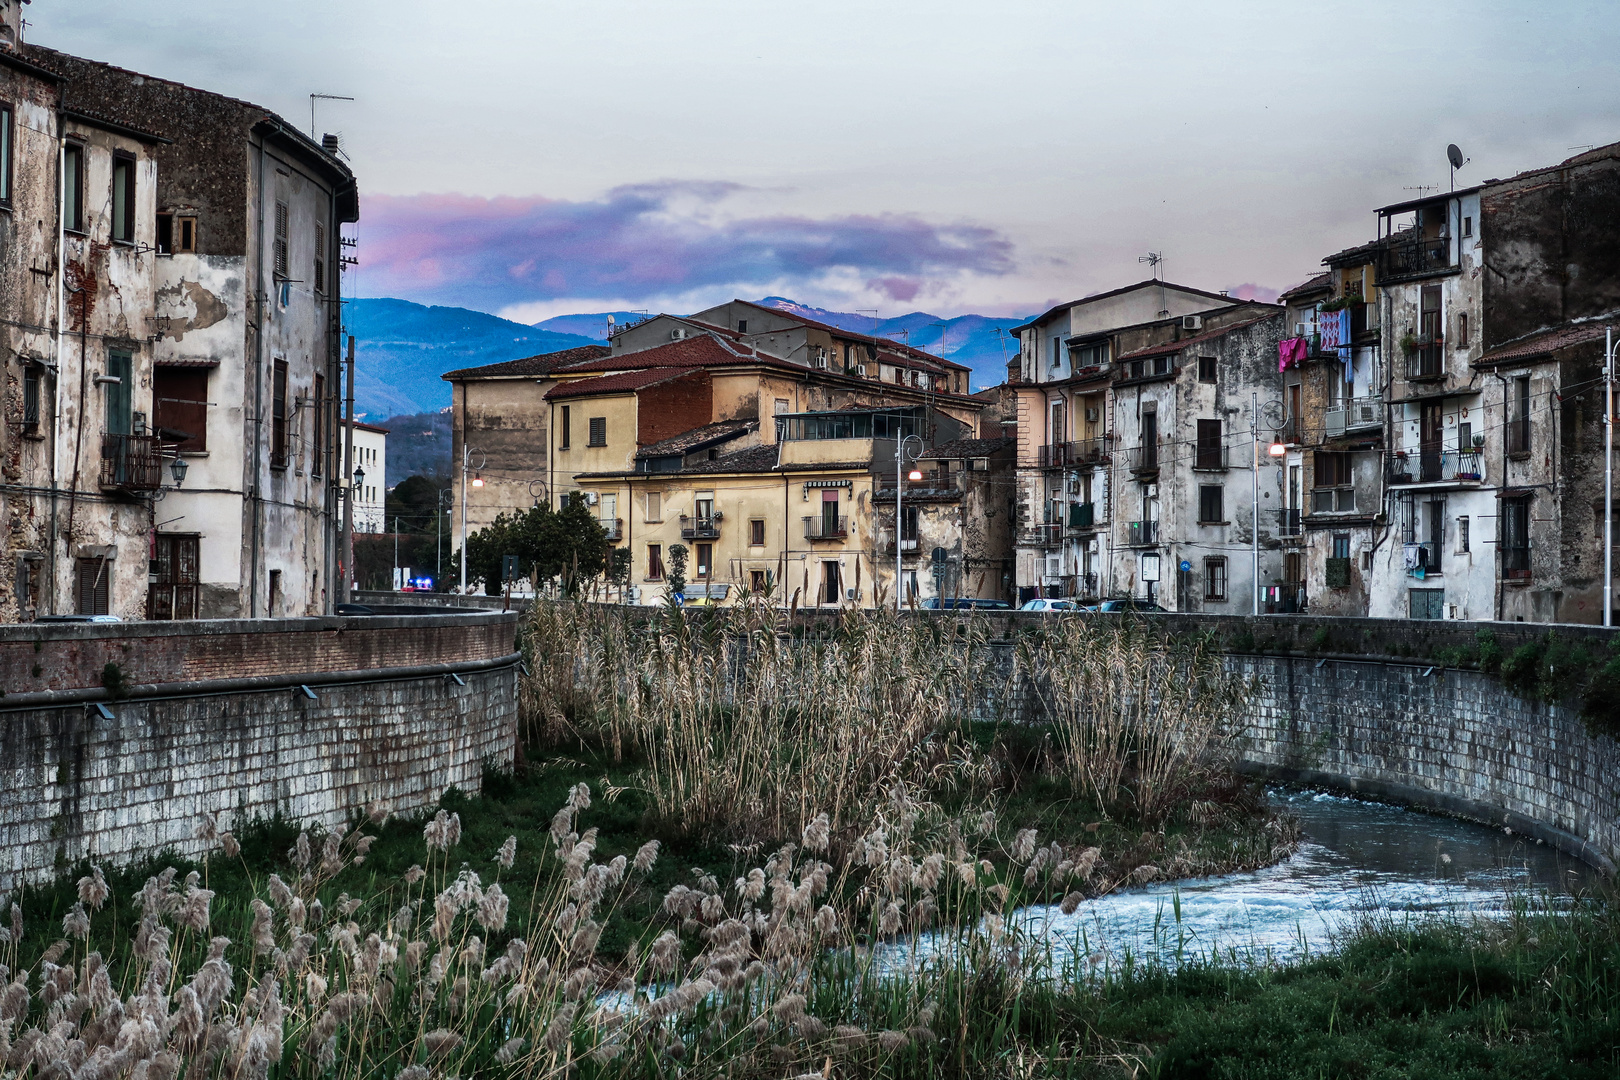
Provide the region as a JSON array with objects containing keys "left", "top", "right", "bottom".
[
  {"left": 732, "top": 299, "right": 971, "bottom": 373},
  {"left": 443, "top": 344, "right": 609, "bottom": 380},
  {"left": 634, "top": 419, "right": 757, "bottom": 460},
  {"left": 1476, "top": 322, "right": 1613, "bottom": 365},
  {"left": 1115, "top": 314, "right": 1280, "bottom": 361},
  {"left": 919, "top": 436, "right": 1014, "bottom": 459},
  {"left": 680, "top": 444, "right": 781, "bottom": 474},
  {"left": 543, "top": 367, "right": 699, "bottom": 400},
  {"left": 556, "top": 334, "right": 800, "bottom": 375},
  {"left": 1279, "top": 272, "right": 1333, "bottom": 300}
]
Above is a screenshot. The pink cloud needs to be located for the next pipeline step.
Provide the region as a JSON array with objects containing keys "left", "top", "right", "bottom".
[{"left": 1226, "top": 282, "right": 1281, "bottom": 303}]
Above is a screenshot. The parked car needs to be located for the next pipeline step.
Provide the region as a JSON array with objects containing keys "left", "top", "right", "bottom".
[
  {"left": 920, "top": 597, "right": 1012, "bottom": 611},
  {"left": 1018, "top": 598, "right": 1078, "bottom": 612},
  {"left": 36, "top": 614, "right": 122, "bottom": 623},
  {"left": 1083, "top": 598, "right": 1170, "bottom": 614}
]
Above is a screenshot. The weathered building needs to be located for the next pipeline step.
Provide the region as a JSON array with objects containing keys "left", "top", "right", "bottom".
[
  {"left": 0, "top": 28, "right": 359, "bottom": 621},
  {"left": 1107, "top": 313, "right": 1288, "bottom": 610},
  {"left": 344, "top": 419, "right": 388, "bottom": 534}
]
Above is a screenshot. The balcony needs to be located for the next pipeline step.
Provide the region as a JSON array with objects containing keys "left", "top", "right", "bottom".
[
  {"left": 881, "top": 534, "right": 922, "bottom": 554},
  {"left": 1382, "top": 231, "right": 1455, "bottom": 279},
  {"left": 1193, "top": 444, "right": 1228, "bottom": 471},
  {"left": 1324, "top": 397, "right": 1382, "bottom": 438},
  {"left": 1068, "top": 501, "right": 1095, "bottom": 530},
  {"left": 1128, "top": 443, "right": 1159, "bottom": 476},
  {"left": 1405, "top": 341, "right": 1445, "bottom": 380},
  {"left": 1017, "top": 523, "right": 1060, "bottom": 547},
  {"left": 1276, "top": 508, "right": 1303, "bottom": 537},
  {"left": 1038, "top": 438, "right": 1109, "bottom": 468},
  {"left": 679, "top": 514, "right": 722, "bottom": 539},
  {"left": 803, "top": 515, "right": 848, "bottom": 541},
  {"left": 1310, "top": 487, "right": 1356, "bottom": 514},
  {"left": 1502, "top": 545, "right": 1531, "bottom": 581},
  {"left": 1125, "top": 519, "right": 1158, "bottom": 546},
  {"left": 100, "top": 433, "right": 164, "bottom": 492},
  {"left": 1386, "top": 449, "right": 1485, "bottom": 486},
  {"left": 1278, "top": 417, "right": 1303, "bottom": 445}
]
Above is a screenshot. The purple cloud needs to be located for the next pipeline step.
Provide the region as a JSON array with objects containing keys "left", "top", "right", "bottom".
[
  {"left": 1226, "top": 282, "right": 1281, "bottom": 304},
  {"left": 358, "top": 182, "right": 1015, "bottom": 309}
]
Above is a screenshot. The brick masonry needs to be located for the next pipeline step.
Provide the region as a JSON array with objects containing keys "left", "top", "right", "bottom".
[{"left": 0, "top": 614, "right": 518, "bottom": 894}]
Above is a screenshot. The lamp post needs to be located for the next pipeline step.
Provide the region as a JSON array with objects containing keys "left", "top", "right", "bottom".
[
  {"left": 169, "top": 456, "right": 188, "bottom": 487},
  {"left": 1606, "top": 328, "right": 1617, "bottom": 625},
  {"left": 894, "top": 432, "right": 924, "bottom": 611},
  {"left": 459, "top": 444, "right": 485, "bottom": 594}
]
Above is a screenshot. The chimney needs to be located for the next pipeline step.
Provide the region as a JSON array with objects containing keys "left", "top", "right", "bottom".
[
  {"left": 321, "top": 133, "right": 340, "bottom": 154},
  {"left": 0, "top": 0, "right": 27, "bottom": 52}
]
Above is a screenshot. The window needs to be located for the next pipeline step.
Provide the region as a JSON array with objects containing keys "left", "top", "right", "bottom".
[
  {"left": 1409, "top": 588, "right": 1445, "bottom": 620},
  {"left": 311, "top": 373, "right": 325, "bottom": 476},
  {"left": 1312, "top": 450, "right": 1353, "bottom": 511},
  {"left": 157, "top": 213, "right": 173, "bottom": 254},
  {"left": 1072, "top": 340, "right": 1108, "bottom": 368},
  {"left": 63, "top": 142, "right": 84, "bottom": 233},
  {"left": 821, "top": 561, "right": 842, "bottom": 604},
  {"left": 1050, "top": 400, "right": 1064, "bottom": 444},
  {"left": 1197, "top": 355, "right": 1217, "bottom": 382},
  {"left": 270, "top": 359, "right": 289, "bottom": 468},
  {"left": 1050, "top": 336, "right": 1061, "bottom": 368},
  {"left": 749, "top": 518, "right": 765, "bottom": 546},
  {"left": 647, "top": 544, "right": 664, "bottom": 580},
  {"left": 0, "top": 102, "right": 11, "bottom": 205},
  {"left": 1457, "top": 516, "right": 1470, "bottom": 553},
  {"left": 148, "top": 534, "right": 200, "bottom": 620},
  {"left": 1509, "top": 376, "right": 1531, "bottom": 455},
  {"left": 178, "top": 215, "right": 195, "bottom": 253},
  {"left": 1139, "top": 408, "right": 1157, "bottom": 467},
  {"left": 314, "top": 223, "right": 326, "bottom": 294},
  {"left": 737, "top": 319, "right": 747, "bottom": 333},
  {"left": 1463, "top": 216, "right": 1473, "bottom": 237},
  {"left": 104, "top": 349, "right": 132, "bottom": 435},
  {"left": 1204, "top": 557, "right": 1227, "bottom": 601},
  {"left": 268, "top": 569, "right": 282, "bottom": 616},
  {"left": 1195, "top": 418, "right": 1224, "bottom": 469},
  {"left": 22, "top": 362, "right": 40, "bottom": 432},
  {"left": 273, "top": 201, "right": 290, "bottom": 278},
  {"left": 774, "top": 398, "right": 790, "bottom": 415},
  {"left": 1198, "top": 484, "right": 1224, "bottom": 524},
  {"left": 695, "top": 543, "right": 712, "bottom": 578},
  {"left": 75, "top": 556, "right": 111, "bottom": 616},
  {"left": 559, "top": 405, "right": 571, "bottom": 449},
  {"left": 1332, "top": 534, "right": 1351, "bottom": 560},
  {"left": 154, "top": 367, "right": 208, "bottom": 453},
  {"left": 645, "top": 491, "right": 661, "bottom": 522},
  {"left": 1457, "top": 311, "right": 1469, "bottom": 347},
  {"left": 1501, "top": 496, "right": 1531, "bottom": 579},
  {"left": 588, "top": 416, "right": 606, "bottom": 447},
  {"left": 112, "top": 153, "right": 136, "bottom": 244}
]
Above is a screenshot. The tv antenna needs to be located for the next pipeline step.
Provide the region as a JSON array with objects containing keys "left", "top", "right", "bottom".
[
  {"left": 1446, "top": 143, "right": 1470, "bottom": 191},
  {"left": 309, "top": 93, "right": 354, "bottom": 140},
  {"left": 1138, "top": 251, "right": 1163, "bottom": 280}
]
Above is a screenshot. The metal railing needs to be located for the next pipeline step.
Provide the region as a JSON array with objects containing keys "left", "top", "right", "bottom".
[
  {"left": 679, "top": 514, "right": 721, "bottom": 539},
  {"left": 1278, "top": 417, "right": 1303, "bottom": 445},
  {"left": 1193, "top": 443, "right": 1228, "bottom": 471},
  {"left": 1502, "top": 545, "right": 1531, "bottom": 580},
  {"left": 1016, "top": 523, "right": 1060, "bottom": 546},
  {"left": 1382, "top": 231, "right": 1454, "bottom": 277},
  {"left": 1038, "top": 438, "right": 1109, "bottom": 467},
  {"left": 803, "top": 515, "right": 849, "bottom": 540},
  {"left": 1126, "top": 519, "right": 1158, "bottom": 545},
  {"left": 1276, "top": 508, "right": 1303, "bottom": 536},
  {"left": 1324, "top": 397, "right": 1382, "bottom": 438},
  {"left": 1386, "top": 449, "right": 1484, "bottom": 485},
  {"left": 1310, "top": 487, "right": 1356, "bottom": 514},
  {"left": 100, "top": 433, "right": 164, "bottom": 492},
  {"left": 600, "top": 518, "right": 623, "bottom": 541},
  {"left": 1128, "top": 443, "right": 1159, "bottom": 474},
  {"left": 1405, "top": 541, "right": 1441, "bottom": 574},
  {"left": 1405, "top": 343, "right": 1445, "bottom": 379},
  {"left": 881, "top": 534, "right": 922, "bottom": 554}
]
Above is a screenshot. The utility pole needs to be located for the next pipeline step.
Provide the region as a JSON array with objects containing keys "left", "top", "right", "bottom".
[
  {"left": 341, "top": 335, "right": 355, "bottom": 604},
  {"left": 1251, "top": 391, "right": 1260, "bottom": 616},
  {"left": 393, "top": 515, "right": 400, "bottom": 591}
]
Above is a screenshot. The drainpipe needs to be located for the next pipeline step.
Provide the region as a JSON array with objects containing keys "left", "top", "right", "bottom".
[
  {"left": 248, "top": 137, "right": 266, "bottom": 617},
  {"left": 47, "top": 103, "right": 66, "bottom": 615},
  {"left": 341, "top": 335, "right": 355, "bottom": 601},
  {"left": 1495, "top": 371, "right": 1508, "bottom": 622}
]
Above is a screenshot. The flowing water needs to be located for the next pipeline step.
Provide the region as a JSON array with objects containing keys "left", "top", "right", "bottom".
[{"left": 1007, "top": 788, "right": 1602, "bottom": 971}]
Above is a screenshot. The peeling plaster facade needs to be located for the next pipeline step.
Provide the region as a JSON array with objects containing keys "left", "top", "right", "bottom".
[{"left": 0, "top": 38, "right": 359, "bottom": 620}]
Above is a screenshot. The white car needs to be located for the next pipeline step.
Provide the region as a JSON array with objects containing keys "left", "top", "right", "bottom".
[{"left": 1018, "top": 598, "right": 1077, "bottom": 612}]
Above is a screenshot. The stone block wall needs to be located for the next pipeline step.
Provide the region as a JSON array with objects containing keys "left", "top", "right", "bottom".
[{"left": 0, "top": 613, "right": 519, "bottom": 894}]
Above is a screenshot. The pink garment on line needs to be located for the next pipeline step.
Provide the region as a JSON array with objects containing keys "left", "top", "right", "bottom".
[{"left": 1277, "top": 337, "right": 1308, "bottom": 371}]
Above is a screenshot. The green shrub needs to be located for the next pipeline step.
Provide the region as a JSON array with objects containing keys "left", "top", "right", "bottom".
[
  {"left": 1475, "top": 628, "right": 1503, "bottom": 673},
  {"left": 1500, "top": 639, "right": 1547, "bottom": 698}
]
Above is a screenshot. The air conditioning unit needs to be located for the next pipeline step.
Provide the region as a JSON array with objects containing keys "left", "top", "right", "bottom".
[
  {"left": 583, "top": 492, "right": 599, "bottom": 506},
  {"left": 845, "top": 588, "right": 859, "bottom": 601},
  {"left": 1085, "top": 407, "right": 1099, "bottom": 422},
  {"left": 855, "top": 363, "right": 867, "bottom": 377},
  {"left": 812, "top": 355, "right": 828, "bottom": 370},
  {"left": 671, "top": 328, "right": 687, "bottom": 340},
  {"left": 1294, "top": 322, "right": 1308, "bottom": 336},
  {"left": 626, "top": 585, "right": 641, "bottom": 602},
  {"left": 1181, "top": 315, "right": 1203, "bottom": 331}
]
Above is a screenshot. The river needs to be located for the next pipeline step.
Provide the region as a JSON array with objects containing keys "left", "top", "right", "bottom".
[{"left": 1007, "top": 788, "right": 1602, "bottom": 971}]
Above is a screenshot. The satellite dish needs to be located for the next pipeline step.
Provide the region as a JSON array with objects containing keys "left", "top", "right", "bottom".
[
  {"left": 606, "top": 314, "right": 615, "bottom": 325},
  {"left": 1446, "top": 144, "right": 1465, "bottom": 170}
]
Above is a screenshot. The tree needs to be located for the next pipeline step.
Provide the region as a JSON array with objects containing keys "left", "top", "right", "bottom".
[
  {"left": 450, "top": 500, "right": 609, "bottom": 595},
  {"left": 666, "top": 542, "right": 689, "bottom": 603}
]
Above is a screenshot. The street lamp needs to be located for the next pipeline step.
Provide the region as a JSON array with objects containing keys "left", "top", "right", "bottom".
[
  {"left": 895, "top": 431, "right": 924, "bottom": 611},
  {"left": 459, "top": 444, "right": 486, "bottom": 594},
  {"left": 169, "top": 456, "right": 188, "bottom": 487}
]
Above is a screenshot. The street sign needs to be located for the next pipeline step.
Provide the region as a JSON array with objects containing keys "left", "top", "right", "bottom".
[
  {"left": 1141, "top": 554, "right": 1161, "bottom": 582},
  {"left": 502, "top": 555, "right": 520, "bottom": 583},
  {"left": 1180, "top": 560, "right": 1192, "bottom": 573}
]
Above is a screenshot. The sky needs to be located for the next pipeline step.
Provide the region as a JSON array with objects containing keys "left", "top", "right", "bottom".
[{"left": 32, "top": 0, "right": 1620, "bottom": 323}]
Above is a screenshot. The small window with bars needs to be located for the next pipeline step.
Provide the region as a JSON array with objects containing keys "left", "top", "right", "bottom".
[{"left": 1203, "top": 557, "right": 1227, "bottom": 601}]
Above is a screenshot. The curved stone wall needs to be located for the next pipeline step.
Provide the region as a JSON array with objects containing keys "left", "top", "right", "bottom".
[{"left": 0, "top": 613, "right": 519, "bottom": 893}]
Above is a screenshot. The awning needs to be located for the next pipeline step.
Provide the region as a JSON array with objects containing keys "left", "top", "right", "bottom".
[
  {"left": 155, "top": 358, "right": 220, "bottom": 368},
  {"left": 803, "top": 479, "right": 852, "bottom": 489}
]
